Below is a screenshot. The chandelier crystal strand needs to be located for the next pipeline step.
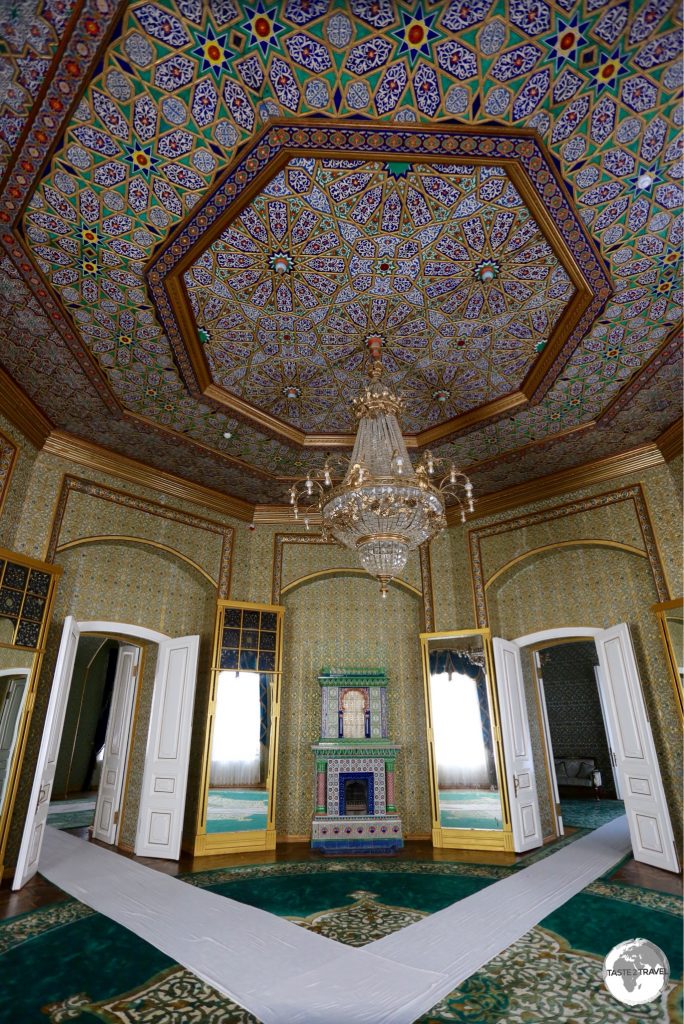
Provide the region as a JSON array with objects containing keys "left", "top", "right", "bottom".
[{"left": 289, "top": 342, "right": 474, "bottom": 596}]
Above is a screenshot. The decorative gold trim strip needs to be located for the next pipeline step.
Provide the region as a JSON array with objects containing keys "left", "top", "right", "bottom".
[
  {"left": 253, "top": 504, "right": 318, "bottom": 525},
  {"left": 42, "top": 430, "right": 254, "bottom": 521},
  {"left": 468, "top": 484, "right": 670, "bottom": 628},
  {"left": 656, "top": 418, "right": 683, "bottom": 463},
  {"left": 55, "top": 536, "right": 218, "bottom": 589},
  {"left": 652, "top": 598, "right": 684, "bottom": 719},
  {"left": 451, "top": 442, "right": 664, "bottom": 524},
  {"left": 0, "top": 366, "right": 52, "bottom": 448},
  {"left": 0, "top": 429, "right": 18, "bottom": 522},
  {"left": 46, "top": 475, "right": 233, "bottom": 597},
  {"left": 280, "top": 568, "right": 422, "bottom": 598},
  {"left": 484, "top": 540, "right": 648, "bottom": 590}
]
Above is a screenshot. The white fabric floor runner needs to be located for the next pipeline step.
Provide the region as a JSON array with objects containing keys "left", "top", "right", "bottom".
[{"left": 40, "top": 818, "right": 631, "bottom": 1024}]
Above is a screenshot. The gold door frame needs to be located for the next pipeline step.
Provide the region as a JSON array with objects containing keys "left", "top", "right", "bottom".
[
  {"left": 652, "top": 598, "right": 683, "bottom": 718},
  {"left": 191, "top": 599, "right": 284, "bottom": 855},
  {"left": 0, "top": 545, "right": 61, "bottom": 882},
  {"left": 420, "top": 628, "right": 513, "bottom": 852}
]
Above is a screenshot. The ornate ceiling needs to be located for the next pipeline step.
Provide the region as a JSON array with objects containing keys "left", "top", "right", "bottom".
[{"left": 0, "top": 0, "right": 681, "bottom": 510}]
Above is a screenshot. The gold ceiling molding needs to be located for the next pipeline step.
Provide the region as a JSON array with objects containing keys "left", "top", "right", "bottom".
[
  {"left": 0, "top": 365, "right": 52, "bottom": 448},
  {"left": 656, "top": 418, "right": 683, "bottom": 463},
  {"left": 447, "top": 442, "right": 665, "bottom": 524},
  {"left": 42, "top": 431, "right": 254, "bottom": 522}
]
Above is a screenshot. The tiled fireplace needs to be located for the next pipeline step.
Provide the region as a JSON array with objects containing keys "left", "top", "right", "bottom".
[{"left": 311, "top": 667, "right": 403, "bottom": 853}]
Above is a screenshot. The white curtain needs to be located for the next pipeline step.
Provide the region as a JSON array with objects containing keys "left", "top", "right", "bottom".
[
  {"left": 210, "top": 671, "right": 261, "bottom": 787},
  {"left": 431, "top": 671, "right": 490, "bottom": 788}
]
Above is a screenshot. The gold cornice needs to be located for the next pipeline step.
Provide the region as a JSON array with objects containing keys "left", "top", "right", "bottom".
[
  {"left": 448, "top": 442, "right": 664, "bottom": 523},
  {"left": 0, "top": 365, "right": 52, "bottom": 447},
  {"left": 42, "top": 430, "right": 254, "bottom": 521},
  {"left": 253, "top": 504, "right": 319, "bottom": 524},
  {"left": 656, "top": 418, "right": 683, "bottom": 462}
]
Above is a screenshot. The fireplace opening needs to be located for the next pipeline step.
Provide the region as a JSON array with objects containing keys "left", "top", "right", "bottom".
[{"left": 344, "top": 779, "right": 368, "bottom": 815}]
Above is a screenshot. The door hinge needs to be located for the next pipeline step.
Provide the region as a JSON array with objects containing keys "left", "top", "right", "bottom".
[
  {"left": 610, "top": 750, "right": 617, "bottom": 767},
  {"left": 113, "top": 810, "right": 119, "bottom": 825}
]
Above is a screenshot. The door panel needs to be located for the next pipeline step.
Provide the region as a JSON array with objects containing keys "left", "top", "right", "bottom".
[
  {"left": 135, "top": 635, "right": 199, "bottom": 860},
  {"left": 13, "top": 618, "right": 81, "bottom": 889},
  {"left": 92, "top": 645, "right": 139, "bottom": 845},
  {"left": 493, "top": 637, "right": 543, "bottom": 853},
  {"left": 596, "top": 623, "right": 679, "bottom": 873}
]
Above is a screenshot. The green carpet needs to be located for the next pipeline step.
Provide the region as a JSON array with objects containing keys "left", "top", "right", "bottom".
[
  {"left": 46, "top": 798, "right": 95, "bottom": 831},
  {"left": 561, "top": 799, "right": 626, "bottom": 829},
  {"left": 1, "top": 859, "right": 680, "bottom": 1023},
  {"left": 206, "top": 788, "right": 268, "bottom": 832},
  {"left": 438, "top": 789, "right": 503, "bottom": 830}
]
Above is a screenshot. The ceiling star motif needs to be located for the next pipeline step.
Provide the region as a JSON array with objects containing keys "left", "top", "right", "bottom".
[
  {"left": 0, "top": 0, "right": 678, "bottom": 506},
  {"left": 185, "top": 158, "right": 574, "bottom": 433}
]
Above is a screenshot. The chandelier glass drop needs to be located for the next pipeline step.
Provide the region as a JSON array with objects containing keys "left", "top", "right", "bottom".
[{"left": 289, "top": 339, "right": 474, "bottom": 597}]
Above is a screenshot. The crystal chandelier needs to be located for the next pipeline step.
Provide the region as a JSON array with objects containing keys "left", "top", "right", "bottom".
[{"left": 289, "top": 339, "right": 474, "bottom": 597}]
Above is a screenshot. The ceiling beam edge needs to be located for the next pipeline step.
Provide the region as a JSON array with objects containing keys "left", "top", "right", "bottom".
[
  {"left": 656, "top": 418, "right": 683, "bottom": 462},
  {"left": 0, "top": 367, "right": 52, "bottom": 448}
]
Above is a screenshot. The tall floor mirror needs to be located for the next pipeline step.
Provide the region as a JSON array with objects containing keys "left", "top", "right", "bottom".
[
  {"left": 0, "top": 547, "right": 61, "bottom": 881},
  {"left": 191, "top": 600, "right": 284, "bottom": 855},
  {"left": 420, "top": 629, "right": 512, "bottom": 851}
]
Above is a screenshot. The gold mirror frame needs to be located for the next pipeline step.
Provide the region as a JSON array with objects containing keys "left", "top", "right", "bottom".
[
  {"left": 191, "top": 599, "right": 284, "bottom": 855},
  {"left": 0, "top": 546, "right": 61, "bottom": 882},
  {"left": 652, "top": 598, "right": 683, "bottom": 717},
  {"left": 420, "top": 628, "right": 513, "bottom": 852}
]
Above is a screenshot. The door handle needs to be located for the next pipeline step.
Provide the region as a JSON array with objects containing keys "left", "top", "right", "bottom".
[
  {"left": 37, "top": 784, "right": 49, "bottom": 806},
  {"left": 513, "top": 774, "right": 519, "bottom": 796}
]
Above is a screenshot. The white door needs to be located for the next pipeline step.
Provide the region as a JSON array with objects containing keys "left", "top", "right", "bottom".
[
  {"left": 92, "top": 644, "right": 140, "bottom": 845},
  {"left": 135, "top": 635, "right": 199, "bottom": 859},
  {"left": 13, "top": 617, "right": 81, "bottom": 889},
  {"left": 0, "top": 673, "right": 28, "bottom": 802},
  {"left": 493, "top": 637, "right": 543, "bottom": 852},
  {"left": 596, "top": 623, "right": 679, "bottom": 873}
]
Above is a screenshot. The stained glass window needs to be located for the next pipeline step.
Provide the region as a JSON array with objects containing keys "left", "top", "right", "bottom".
[
  {"left": 0, "top": 555, "right": 59, "bottom": 650},
  {"left": 216, "top": 603, "right": 282, "bottom": 674}
]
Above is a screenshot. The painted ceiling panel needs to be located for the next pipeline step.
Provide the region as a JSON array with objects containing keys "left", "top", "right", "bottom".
[{"left": 0, "top": 0, "right": 680, "bottom": 505}]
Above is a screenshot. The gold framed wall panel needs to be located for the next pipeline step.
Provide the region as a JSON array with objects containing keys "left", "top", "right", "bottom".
[
  {"left": 468, "top": 484, "right": 670, "bottom": 628},
  {"left": 272, "top": 532, "right": 433, "bottom": 630},
  {"left": 46, "top": 475, "right": 234, "bottom": 598}
]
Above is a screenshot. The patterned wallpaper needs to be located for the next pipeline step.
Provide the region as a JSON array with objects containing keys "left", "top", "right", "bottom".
[
  {"left": 0, "top": 413, "right": 37, "bottom": 553},
  {"left": 278, "top": 574, "right": 430, "bottom": 839},
  {"left": 0, "top": 421, "right": 681, "bottom": 863},
  {"left": 540, "top": 640, "right": 617, "bottom": 797}
]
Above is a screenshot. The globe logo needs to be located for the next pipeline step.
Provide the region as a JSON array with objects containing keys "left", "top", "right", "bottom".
[{"left": 603, "top": 938, "right": 670, "bottom": 1006}]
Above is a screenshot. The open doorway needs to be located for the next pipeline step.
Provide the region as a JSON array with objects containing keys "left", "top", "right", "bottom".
[
  {"left": 529, "top": 639, "right": 624, "bottom": 837},
  {"left": 46, "top": 636, "right": 141, "bottom": 845}
]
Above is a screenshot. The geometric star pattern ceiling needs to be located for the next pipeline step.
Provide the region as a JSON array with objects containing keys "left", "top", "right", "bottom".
[
  {"left": 0, "top": 0, "right": 681, "bottom": 505},
  {"left": 186, "top": 159, "right": 574, "bottom": 433}
]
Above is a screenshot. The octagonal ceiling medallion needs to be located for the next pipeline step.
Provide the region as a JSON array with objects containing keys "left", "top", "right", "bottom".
[{"left": 149, "top": 121, "right": 611, "bottom": 451}]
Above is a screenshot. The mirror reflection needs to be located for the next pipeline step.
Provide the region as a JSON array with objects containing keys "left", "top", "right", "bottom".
[
  {"left": 664, "top": 608, "right": 683, "bottom": 686},
  {"left": 0, "top": 647, "right": 34, "bottom": 820},
  {"left": 426, "top": 633, "right": 502, "bottom": 831},
  {"left": 205, "top": 670, "right": 270, "bottom": 833}
]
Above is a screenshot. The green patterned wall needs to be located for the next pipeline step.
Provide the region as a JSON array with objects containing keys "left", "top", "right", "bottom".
[{"left": 278, "top": 574, "right": 429, "bottom": 839}]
